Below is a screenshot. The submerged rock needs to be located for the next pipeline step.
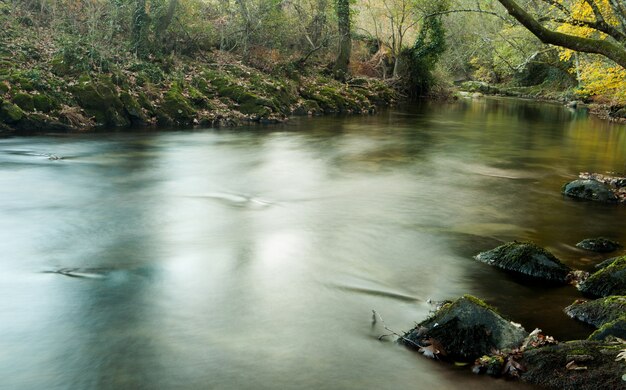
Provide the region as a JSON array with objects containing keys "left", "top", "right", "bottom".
[
  {"left": 576, "top": 237, "right": 622, "bottom": 253},
  {"left": 521, "top": 340, "right": 626, "bottom": 390},
  {"left": 578, "top": 256, "right": 626, "bottom": 297},
  {"left": 564, "top": 296, "right": 626, "bottom": 328},
  {"left": 400, "top": 295, "right": 528, "bottom": 361},
  {"left": 474, "top": 241, "right": 572, "bottom": 284},
  {"left": 589, "top": 316, "right": 626, "bottom": 340},
  {"left": 562, "top": 179, "right": 619, "bottom": 203}
]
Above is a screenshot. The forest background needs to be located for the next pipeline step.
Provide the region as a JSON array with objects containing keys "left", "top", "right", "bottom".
[{"left": 1, "top": 0, "right": 625, "bottom": 133}]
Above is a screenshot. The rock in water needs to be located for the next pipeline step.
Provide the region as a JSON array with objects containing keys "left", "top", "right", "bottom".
[
  {"left": 400, "top": 295, "right": 528, "bottom": 361},
  {"left": 562, "top": 179, "right": 618, "bottom": 203},
  {"left": 474, "top": 241, "right": 572, "bottom": 284},
  {"left": 576, "top": 237, "right": 622, "bottom": 253},
  {"left": 564, "top": 296, "right": 626, "bottom": 328},
  {"left": 578, "top": 256, "right": 626, "bottom": 297}
]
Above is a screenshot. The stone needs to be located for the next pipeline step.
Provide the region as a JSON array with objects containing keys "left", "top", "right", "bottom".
[
  {"left": 579, "top": 256, "right": 626, "bottom": 297},
  {"left": 564, "top": 296, "right": 626, "bottom": 328},
  {"left": 400, "top": 295, "right": 528, "bottom": 361},
  {"left": 588, "top": 316, "right": 626, "bottom": 341},
  {"left": 474, "top": 241, "right": 572, "bottom": 284},
  {"left": 0, "top": 101, "right": 24, "bottom": 123},
  {"left": 562, "top": 179, "right": 618, "bottom": 203},
  {"left": 576, "top": 237, "right": 621, "bottom": 253}
]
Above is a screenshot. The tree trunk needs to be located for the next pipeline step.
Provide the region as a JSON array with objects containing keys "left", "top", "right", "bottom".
[
  {"left": 131, "top": 0, "right": 148, "bottom": 56},
  {"left": 332, "top": 0, "right": 351, "bottom": 78},
  {"left": 155, "top": 0, "right": 179, "bottom": 38}
]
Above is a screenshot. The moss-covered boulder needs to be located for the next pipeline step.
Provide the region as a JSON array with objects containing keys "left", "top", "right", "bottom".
[
  {"left": 564, "top": 296, "right": 626, "bottom": 328},
  {"left": 562, "top": 180, "right": 619, "bottom": 203},
  {"left": 12, "top": 92, "right": 34, "bottom": 111},
  {"left": 14, "top": 112, "right": 73, "bottom": 134},
  {"left": 0, "top": 101, "right": 24, "bottom": 123},
  {"left": 589, "top": 316, "right": 626, "bottom": 340},
  {"left": 158, "top": 86, "right": 196, "bottom": 125},
  {"left": 576, "top": 237, "right": 622, "bottom": 253},
  {"left": 71, "top": 78, "right": 130, "bottom": 127},
  {"left": 579, "top": 256, "right": 626, "bottom": 297},
  {"left": 32, "top": 94, "right": 55, "bottom": 112},
  {"left": 119, "top": 92, "right": 147, "bottom": 126},
  {"left": 521, "top": 340, "right": 626, "bottom": 389},
  {"left": 400, "top": 295, "right": 528, "bottom": 361},
  {"left": 474, "top": 241, "right": 573, "bottom": 284}
]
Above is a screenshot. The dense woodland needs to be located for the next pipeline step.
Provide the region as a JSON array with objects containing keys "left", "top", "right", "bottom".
[{"left": 1, "top": 0, "right": 626, "bottom": 133}]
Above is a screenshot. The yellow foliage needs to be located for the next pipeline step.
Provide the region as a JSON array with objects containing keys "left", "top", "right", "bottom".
[
  {"left": 553, "top": 0, "right": 626, "bottom": 104},
  {"left": 576, "top": 59, "right": 626, "bottom": 104}
]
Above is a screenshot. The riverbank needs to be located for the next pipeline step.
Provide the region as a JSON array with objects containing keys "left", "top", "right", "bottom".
[
  {"left": 0, "top": 16, "right": 396, "bottom": 136},
  {"left": 458, "top": 81, "right": 626, "bottom": 123}
]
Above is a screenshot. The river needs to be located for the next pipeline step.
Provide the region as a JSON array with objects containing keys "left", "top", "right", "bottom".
[{"left": 1, "top": 97, "right": 625, "bottom": 389}]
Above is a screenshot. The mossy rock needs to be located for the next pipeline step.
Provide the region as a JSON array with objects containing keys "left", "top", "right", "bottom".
[
  {"left": 596, "top": 257, "right": 620, "bottom": 270},
  {"left": 33, "top": 94, "right": 56, "bottom": 113},
  {"left": 292, "top": 99, "right": 321, "bottom": 115},
  {"left": 13, "top": 112, "right": 73, "bottom": 134},
  {"left": 120, "top": 92, "right": 147, "bottom": 126},
  {"left": 400, "top": 295, "right": 528, "bottom": 361},
  {"left": 576, "top": 237, "right": 622, "bottom": 253},
  {"left": 0, "top": 101, "right": 24, "bottom": 123},
  {"left": 0, "top": 81, "right": 9, "bottom": 94},
  {"left": 562, "top": 180, "right": 619, "bottom": 203},
  {"left": 579, "top": 256, "right": 626, "bottom": 297},
  {"left": 521, "top": 340, "right": 625, "bottom": 389},
  {"left": 589, "top": 315, "right": 626, "bottom": 340},
  {"left": 159, "top": 86, "right": 196, "bottom": 125},
  {"left": 50, "top": 56, "right": 72, "bottom": 76},
  {"left": 12, "top": 92, "right": 34, "bottom": 111},
  {"left": 71, "top": 78, "right": 130, "bottom": 127},
  {"left": 474, "top": 241, "right": 572, "bottom": 284},
  {"left": 565, "top": 296, "right": 626, "bottom": 328},
  {"left": 192, "top": 76, "right": 215, "bottom": 98}
]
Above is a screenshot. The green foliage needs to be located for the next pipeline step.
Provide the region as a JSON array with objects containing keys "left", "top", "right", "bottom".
[{"left": 401, "top": 14, "right": 447, "bottom": 97}]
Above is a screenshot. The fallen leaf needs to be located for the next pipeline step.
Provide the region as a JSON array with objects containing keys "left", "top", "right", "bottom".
[{"left": 566, "top": 360, "right": 588, "bottom": 371}]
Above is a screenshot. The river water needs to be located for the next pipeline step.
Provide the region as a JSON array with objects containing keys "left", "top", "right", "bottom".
[{"left": 1, "top": 97, "right": 625, "bottom": 389}]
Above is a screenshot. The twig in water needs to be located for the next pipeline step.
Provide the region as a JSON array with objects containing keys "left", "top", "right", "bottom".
[{"left": 371, "top": 310, "right": 422, "bottom": 348}]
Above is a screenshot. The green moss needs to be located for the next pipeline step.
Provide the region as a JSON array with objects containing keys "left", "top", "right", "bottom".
[
  {"left": 0, "top": 81, "right": 9, "bottom": 94},
  {"left": 70, "top": 78, "right": 129, "bottom": 127},
  {"left": 136, "top": 92, "right": 154, "bottom": 113},
  {"left": 33, "top": 94, "right": 55, "bottom": 112},
  {"left": 192, "top": 76, "right": 214, "bottom": 98},
  {"left": 120, "top": 92, "right": 146, "bottom": 125},
  {"left": 0, "top": 101, "right": 24, "bottom": 123},
  {"left": 159, "top": 85, "right": 196, "bottom": 125},
  {"left": 565, "top": 296, "right": 626, "bottom": 328},
  {"left": 475, "top": 241, "right": 572, "bottom": 283},
  {"left": 12, "top": 93, "right": 34, "bottom": 111},
  {"left": 579, "top": 256, "right": 626, "bottom": 297},
  {"left": 462, "top": 294, "right": 498, "bottom": 311},
  {"left": 588, "top": 315, "right": 626, "bottom": 340}
]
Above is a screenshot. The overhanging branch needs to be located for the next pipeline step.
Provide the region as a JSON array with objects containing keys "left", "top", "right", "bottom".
[{"left": 497, "top": 0, "right": 626, "bottom": 69}]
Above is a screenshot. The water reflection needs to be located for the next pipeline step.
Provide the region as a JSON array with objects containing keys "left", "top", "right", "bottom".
[{"left": 1, "top": 97, "right": 625, "bottom": 389}]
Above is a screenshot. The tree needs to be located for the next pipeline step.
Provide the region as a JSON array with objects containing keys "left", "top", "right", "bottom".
[
  {"left": 495, "top": 0, "right": 626, "bottom": 69},
  {"left": 333, "top": 0, "right": 351, "bottom": 78}
]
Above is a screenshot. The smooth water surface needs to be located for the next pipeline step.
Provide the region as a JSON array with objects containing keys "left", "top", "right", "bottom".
[{"left": 1, "top": 97, "right": 625, "bottom": 389}]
